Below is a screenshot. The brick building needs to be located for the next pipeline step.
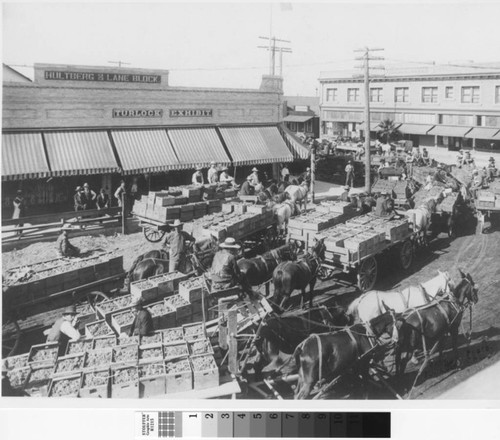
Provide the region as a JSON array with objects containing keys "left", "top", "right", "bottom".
[{"left": 2, "top": 63, "right": 293, "bottom": 215}]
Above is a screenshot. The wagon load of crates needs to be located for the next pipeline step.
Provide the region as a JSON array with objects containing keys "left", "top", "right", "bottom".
[
  {"left": 450, "top": 167, "right": 475, "bottom": 187},
  {"left": 2, "top": 253, "right": 123, "bottom": 308},
  {"left": 314, "top": 214, "right": 410, "bottom": 263},
  {"left": 437, "top": 192, "right": 459, "bottom": 213},
  {"left": 412, "top": 185, "right": 445, "bottom": 208},
  {"left": 412, "top": 166, "right": 437, "bottom": 186},
  {"left": 2, "top": 320, "right": 221, "bottom": 398},
  {"left": 287, "top": 202, "right": 359, "bottom": 246},
  {"left": 372, "top": 179, "right": 397, "bottom": 195},
  {"left": 133, "top": 184, "right": 236, "bottom": 223},
  {"left": 476, "top": 190, "right": 500, "bottom": 210}
]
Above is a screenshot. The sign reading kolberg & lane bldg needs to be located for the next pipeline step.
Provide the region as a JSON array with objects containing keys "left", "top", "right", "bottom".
[{"left": 44, "top": 70, "right": 161, "bottom": 83}]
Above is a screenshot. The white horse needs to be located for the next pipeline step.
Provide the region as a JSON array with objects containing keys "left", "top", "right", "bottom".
[
  {"left": 347, "top": 270, "right": 454, "bottom": 324},
  {"left": 403, "top": 198, "right": 437, "bottom": 233},
  {"left": 284, "top": 182, "right": 309, "bottom": 212},
  {"left": 269, "top": 200, "right": 296, "bottom": 233}
]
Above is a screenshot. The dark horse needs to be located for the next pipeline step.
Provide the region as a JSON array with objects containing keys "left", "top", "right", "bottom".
[
  {"left": 271, "top": 240, "right": 325, "bottom": 310},
  {"left": 254, "top": 305, "right": 351, "bottom": 374},
  {"left": 293, "top": 312, "right": 398, "bottom": 399},
  {"left": 394, "top": 269, "right": 478, "bottom": 377},
  {"left": 124, "top": 236, "right": 218, "bottom": 290},
  {"left": 238, "top": 242, "right": 297, "bottom": 296}
]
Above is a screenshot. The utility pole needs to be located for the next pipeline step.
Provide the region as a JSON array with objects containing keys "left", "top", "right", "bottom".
[
  {"left": 108, "top": 60, "right": 131, "bottom": 68},
  {"left": 354, "top": 47, "right": 385, "bottom": 194},
  {"left": 258, "top": 36, "right": 291, "bottom": 76}
]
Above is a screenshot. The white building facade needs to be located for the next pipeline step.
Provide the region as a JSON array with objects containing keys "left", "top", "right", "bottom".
[{"left": 319, "top": 64, "right": 500, "bottom": 151}]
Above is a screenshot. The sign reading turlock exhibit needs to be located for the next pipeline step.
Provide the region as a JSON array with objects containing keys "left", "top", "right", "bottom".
[
  {"left": 112, "top": 109, "right": 163, "bottom": 118},
  {"left": 169, "top": 109, "right": 213, "bottom": 117}
]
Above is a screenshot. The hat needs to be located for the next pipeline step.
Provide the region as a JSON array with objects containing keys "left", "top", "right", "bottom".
[
  {"left": 343, "top": 185, "right": 350, "bottom": 190},
  {"left": 63, "top": 305, "right": 77, "bottom": 315},
  {"left": 246, "top": 175, "right": 253, "bottom": 181},
  {"left": 220, "top": 237, "right": 241, "bottom": 249},
  {"left": 306, "top": 167, "right": 310, "bottom": 171},
  {"left": 83, "top": 183, "right": 90, "bottom": 188},
  {"left": 195, "top": 164, "right": 203, "bottom": 171},
  {"left": 210, "top": 161, "right": 216, "bottom": 166},
  {"left": 222, "top": 166, "right": 229, "bottom": 171},
  {"left": 75, "top": 186, "right": 82, "bottom": 192},
  {"left": 171, "top": 219, "right": 183, "bottom": 228},
  {"left": 16, "top": 189, "right": 23, "bottom": 194},
  {"left": 252, "top": 167, "right": 258, "bottom": 172},
  {"left": 357, "top": 192, "right": 368, "bottom": 197},
  {"left": 348, "top": 160, "right": 352, "bottom": 164},
  {"left": 381, "top": 190, "right": 389, "bottom": 195}
]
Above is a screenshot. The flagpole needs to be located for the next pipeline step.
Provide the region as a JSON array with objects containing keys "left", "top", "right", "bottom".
[{"left": 269, "top": 3, "right": 273, "bottom": 75}]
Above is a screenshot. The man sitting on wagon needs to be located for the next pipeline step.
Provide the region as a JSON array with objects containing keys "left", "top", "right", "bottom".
[
  {"left": 56, "top": 227, "right": 80, "bottom": 258},
  {"left": 374, "top": 191, "right": 395, "bottom": 218},
  {"left": 239, "top": 175, "right": 255, "bottom": 196},
  {"left": 46, "top": 305, "right": 82, "bottom": 355},
  {"left": 487, "top": 157, "right": 497, "bottom": 182},
  {"left": 209, "top": 237, "right": 243, "bottom": 292}
]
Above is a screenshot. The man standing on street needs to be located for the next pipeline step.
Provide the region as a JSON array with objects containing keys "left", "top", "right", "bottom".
[
  {"left": 207, "top": 161, "right": 219, "bottom": 184},
  {"left": 210, "top": 237, "right": 242, "bottom": 291},
  {"left": 114, "top": 180, "right": 127, "bottom": 207},
  {"left": 163, "top": 219, "right": 196, "bottom": 273},
  {"left": 12, "top": 190, "right": 26, "bottom": 235},
  {"left": 345, "top": 161, "right": 355, "bottom": 187},
  {"left": 192, "top": 165, "right": 205, "bottom": 186}
]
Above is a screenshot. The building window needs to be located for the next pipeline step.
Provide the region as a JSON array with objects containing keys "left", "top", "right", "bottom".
[
  {"left": 422, "top": 87, "right": 438, "bottom": 103},
  {"left": 326, "top": 88, "right": 337, "bottom": 102},
  {"left": 370, "top": 88, "right": 383, "bottom": 102},
  {"left": 445, "top": 86, "right": 454, "bottom": 99},
  {"left": 496, "top": 86, "right": 500, "bottom": 104},
  {"left": 394, "top": 87, "right": 409, "bottom": 103},
  {"left": 347, "top": 88, "right": 359, "bottom": 102},
  {"left": 461, "top": 86, "right": 480, "bottom": 103}
]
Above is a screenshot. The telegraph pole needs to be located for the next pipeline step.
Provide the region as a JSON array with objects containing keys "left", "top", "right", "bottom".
[
  {"left": 258, "top": 37, "right": 291, "bottom": 76},
  {"left": 354, "top": 47, "right": 384, "bottom": 194},
  {"left": 108, "top": 60, "right": 131, "bottom": 68}
]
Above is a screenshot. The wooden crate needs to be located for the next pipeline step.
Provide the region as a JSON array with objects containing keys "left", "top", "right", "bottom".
[
  {"left": 146, "top": 301, "right": 176, "bottom": 329},
  {"left": 148, "top": 273, "right": 177, "bottom": 296},
  {"left": 138, "top": 361, "right": 166, "bottom": 398},
  {"left": 84, "top": 348, "right": 113, "bottom": 371},
  {"left": 164, "top": 295, "right": 192, "bottom": 320},
  {"left": 112, "top": 344, "right": 139, "bottom": 365},
  {"left": 23, "top": 365, "right": 53, "bottom": 397},
  {"left": 111, "top": 365, "right": 139, "bottom": 398},
  {"left": 4, "top": 353, "right": 30, "bottom": 370},
  {"left": 165, "top": 358, "right": 192, "bottom": 394},
  {"left": 183, "top": 322, "right": 205, "bottom": 342},
  {"left": 178, "top": 277, "right": 205, "bottom": 303},
  {"left": 80, "top": 368, "right": 110, "bottom": 398},
  {"left": 85, "top": 319, "right": 114, "bottom": 339},
  {"left": 53, "top": 353, "right": 85, "bottom": 377},
  {"left": 48, "top": 373, "right": 81, "bottom": 398},
  {"left": 188, "top": 339, "right": 214, "bottom": 357},
  {"left": 140, "top": 331, "right": 164, "bottom": 348},
  {"left": 96, "top": 295, "right": 134, "bottom": 319},
  {"left": 139, "top": 345, "right": 164, "bottom": 363},
  {"left": 111, "top": 308, "right": 136, "bottom": 335},
  {"left": 190, "top": 354, "right": 219, "bottom": 390},
  {"left": 130, "top": 279, "right": 158, "bottom": 303},
  {"left": 161, "top": 327, "right": 184, "bottom": 346},
  {"left": 92, "top": 335, "right": 117, "bottom": 350},
  {"left": 163, "top": 342, "right": 189, "bottom": 361},
  {"left": 28, "top": 342, "right": 59, "bottom": 366},
  {"left": 6, "top": 366, "right": 31, "bottom": 389}
]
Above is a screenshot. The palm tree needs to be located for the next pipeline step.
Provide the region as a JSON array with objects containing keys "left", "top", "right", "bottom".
[{"left": 378, "top": 119, "right": 402, "bottom": 144}]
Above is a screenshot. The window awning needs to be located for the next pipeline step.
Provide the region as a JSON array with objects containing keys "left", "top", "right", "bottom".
[
  {"left": 111, "top": 129, "right": 181, "bottom": 174},
  {"left": 2, "top": 133, "right": 51, "bottom": 180},
  {"left": 398, "top": 124, "right": 435, "bottom": 135},
  {"left": 280, "top": 125, "right": 310, "bottom": 159},
  {"left": 219, "top": 126, "right": 294, "bottom": 166},
  {"left": 283, "top": 115, "right": 313, "bottom": 123},
  {"left": 167, "top": 127, "right": 230, "bottom": 168},
  {"left": 464, "top": 127, "right": 500, "bottom": 140},
  {"left": 44, "top": 131, "right": 119, "bottom": 176},
  {"left": 494, "top": 131, "right": 500, "bottom": 140},
  {"left": 358, "top": 122, "right": 385, "bottom": 131},
  {"left": 428, "top": 125, "right": 472, "bottom": 138}
]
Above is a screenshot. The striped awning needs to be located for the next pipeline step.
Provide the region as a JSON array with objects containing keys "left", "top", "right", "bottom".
[
  {"left": 219, "top": 126, "right": 293, "bottom": 166},
  {"left": 44, "top": 131, "right": 119, "bottom": 176},
  {"left": 398, "top": 124, "right": 434, "bottom": 135},
  {"left": 283, "top": 115, "right": 313, "bottom": 123},
  {"left": 111, "top": 129, "right": 181, "bottom": 174},
  {"left": 167, "top": 127, "right": 230, "bottom": 168},
  {"left": 464, "top": 127, "right": 500, "bottom": 140},
  {"left": 428, "top": 125, "right": 472, "bottom": 138},
  {"left": 281, "top": 126, "right": 310, "bottom": 159},
  {"left": 2, "top": 133, "right": 50, "bottom": 180}
]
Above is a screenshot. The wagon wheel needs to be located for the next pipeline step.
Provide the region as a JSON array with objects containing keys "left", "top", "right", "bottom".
[
  {"left": 357, "top": 257, "right": 378, "bottom": 292},
  {"left": 399, "top": 239, "right": 414, "bottom": 271},
  {"left": 143, "top": 227, "right": 165, "bottom": 243},
  {"left": 79, "top": 290, "right": 110, "bottom": 309}
]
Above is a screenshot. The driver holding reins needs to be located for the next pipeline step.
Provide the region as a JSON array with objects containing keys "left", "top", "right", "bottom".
[{"left": 163, "top": 219, "right": 197, "bottom": 273}]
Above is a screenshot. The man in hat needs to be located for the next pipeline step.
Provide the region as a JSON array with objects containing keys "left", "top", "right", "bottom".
[
  {"left": 114, "top": 180, "right": 127, "bottom": 207},
  {"left": 12, "top": 190, "right": 26, "bottom": 235},
  {"left": 46, "top": 304, "right": 82, "bottom": 355},
  {"left": 281, "top": 163, "right": 290, "bottom": 183},
  {"left": 128, "top": 298, "right": 154, "bottom": 337},
  {"left": 219, "top": 166, "right": 233, "bottom": 183},
  {"left": 239, "top": 175, "right": 255, "bottom": 196},
  {"left": 374, "top": 191, "right": 395, "bottom": 218},
  {"left": 357, "top": 192, "right": 376, "bottom": 214},
  {"left": 487, "top": 157, "right": 497, "bottom": 182},
  {"left": 300, "top": 167, "right": 312, "bottom": 186},
  {"left": 74, "top": 186, "right": 84, "bottom": 211},
  {"left": 163, "top": 219, "right": 196, "bottom": 273},
  {"left": 56, "top": 227, "right": 80, "bottom": 258},
  {"left": 345, "top": 160, "right": 354, "bottom": 187},
  {"left": 192, "top": 165, "right": 205, "bottom": 186},
  {"left": 340, "top": 185, "right": 350, "bottom": 202},
  {"left": 81, "top": 183, "right": 97, "bottom": 210},
  {"left": 422, "top": 147, "right": 430, "bottom": 166},
  {"left": 210, "top": 237, "right": 242, "bottom": 291},
  {"left": 248, "top": 167, "right": 260, "bottom": 186},
  {"left": 207, "top": 161, "right": 219, "bottom": 184}
]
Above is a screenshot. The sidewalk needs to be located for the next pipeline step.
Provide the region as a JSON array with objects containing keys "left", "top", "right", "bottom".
[{"left": 427, "top": 147, "right": 499, "bottom": 169}]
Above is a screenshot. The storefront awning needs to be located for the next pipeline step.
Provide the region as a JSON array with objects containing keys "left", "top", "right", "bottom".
[
  {"left": 398, "top": 124, "right": 434, "bottom": 135},
  {"left": 358, "top": 122, "right": 385, "bottom": 131},
  {"left": 428, "top": 125, "right": 472, "bottom": 138},
  {"left": 494, "top": 131, "right": 500, "bottom": 140},
  {"left": 283, "top": 115, "right": 313, "bottom": 123},
  {"left": 281, "top": 126, "right": 310, "bottom": 159},
  {"left": 167, "top": 127, "right": 230, "bottom": 168},
  {"left": 464, "top": 127, "right": 500, "bottom": 140},
  {"left": 111, "top": 129, "right": 181, "bottom": 174},
  {"left": 2, "top": 133, "right": 51, "bottom": 180},
  {"left": 44, "top": 131, "right": 120, "bottom": 176},
  {"left": 219, "top": 126, "right": 293, "bottom": 166}
]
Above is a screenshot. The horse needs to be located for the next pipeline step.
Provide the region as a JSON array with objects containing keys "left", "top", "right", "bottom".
[
  {"left": 403, "top": 198, "right": 437, "bottom": 241},
  {"left": 394, "top": 270, "right": 478, "bottom": 377},
  {"left": 267, "top": 200, "right": 296, "bottom": 234},
  {"left": 271, "top": 240, "right": 325, "bottom": 310},
  {"left": 253, "top": 305, "right": 351, "bottom": 374},
  {"left": 346, "top": 270, "right": 454, "bottom": 324},
  {"left": 284, "top": 182, "right": 309, "bottom": 212},
  {"left": 293, "top": 312, "right": 398, "bottom": 399},
  {"left": 237, "top": 242, "right": 297, "bottom": 296}
]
